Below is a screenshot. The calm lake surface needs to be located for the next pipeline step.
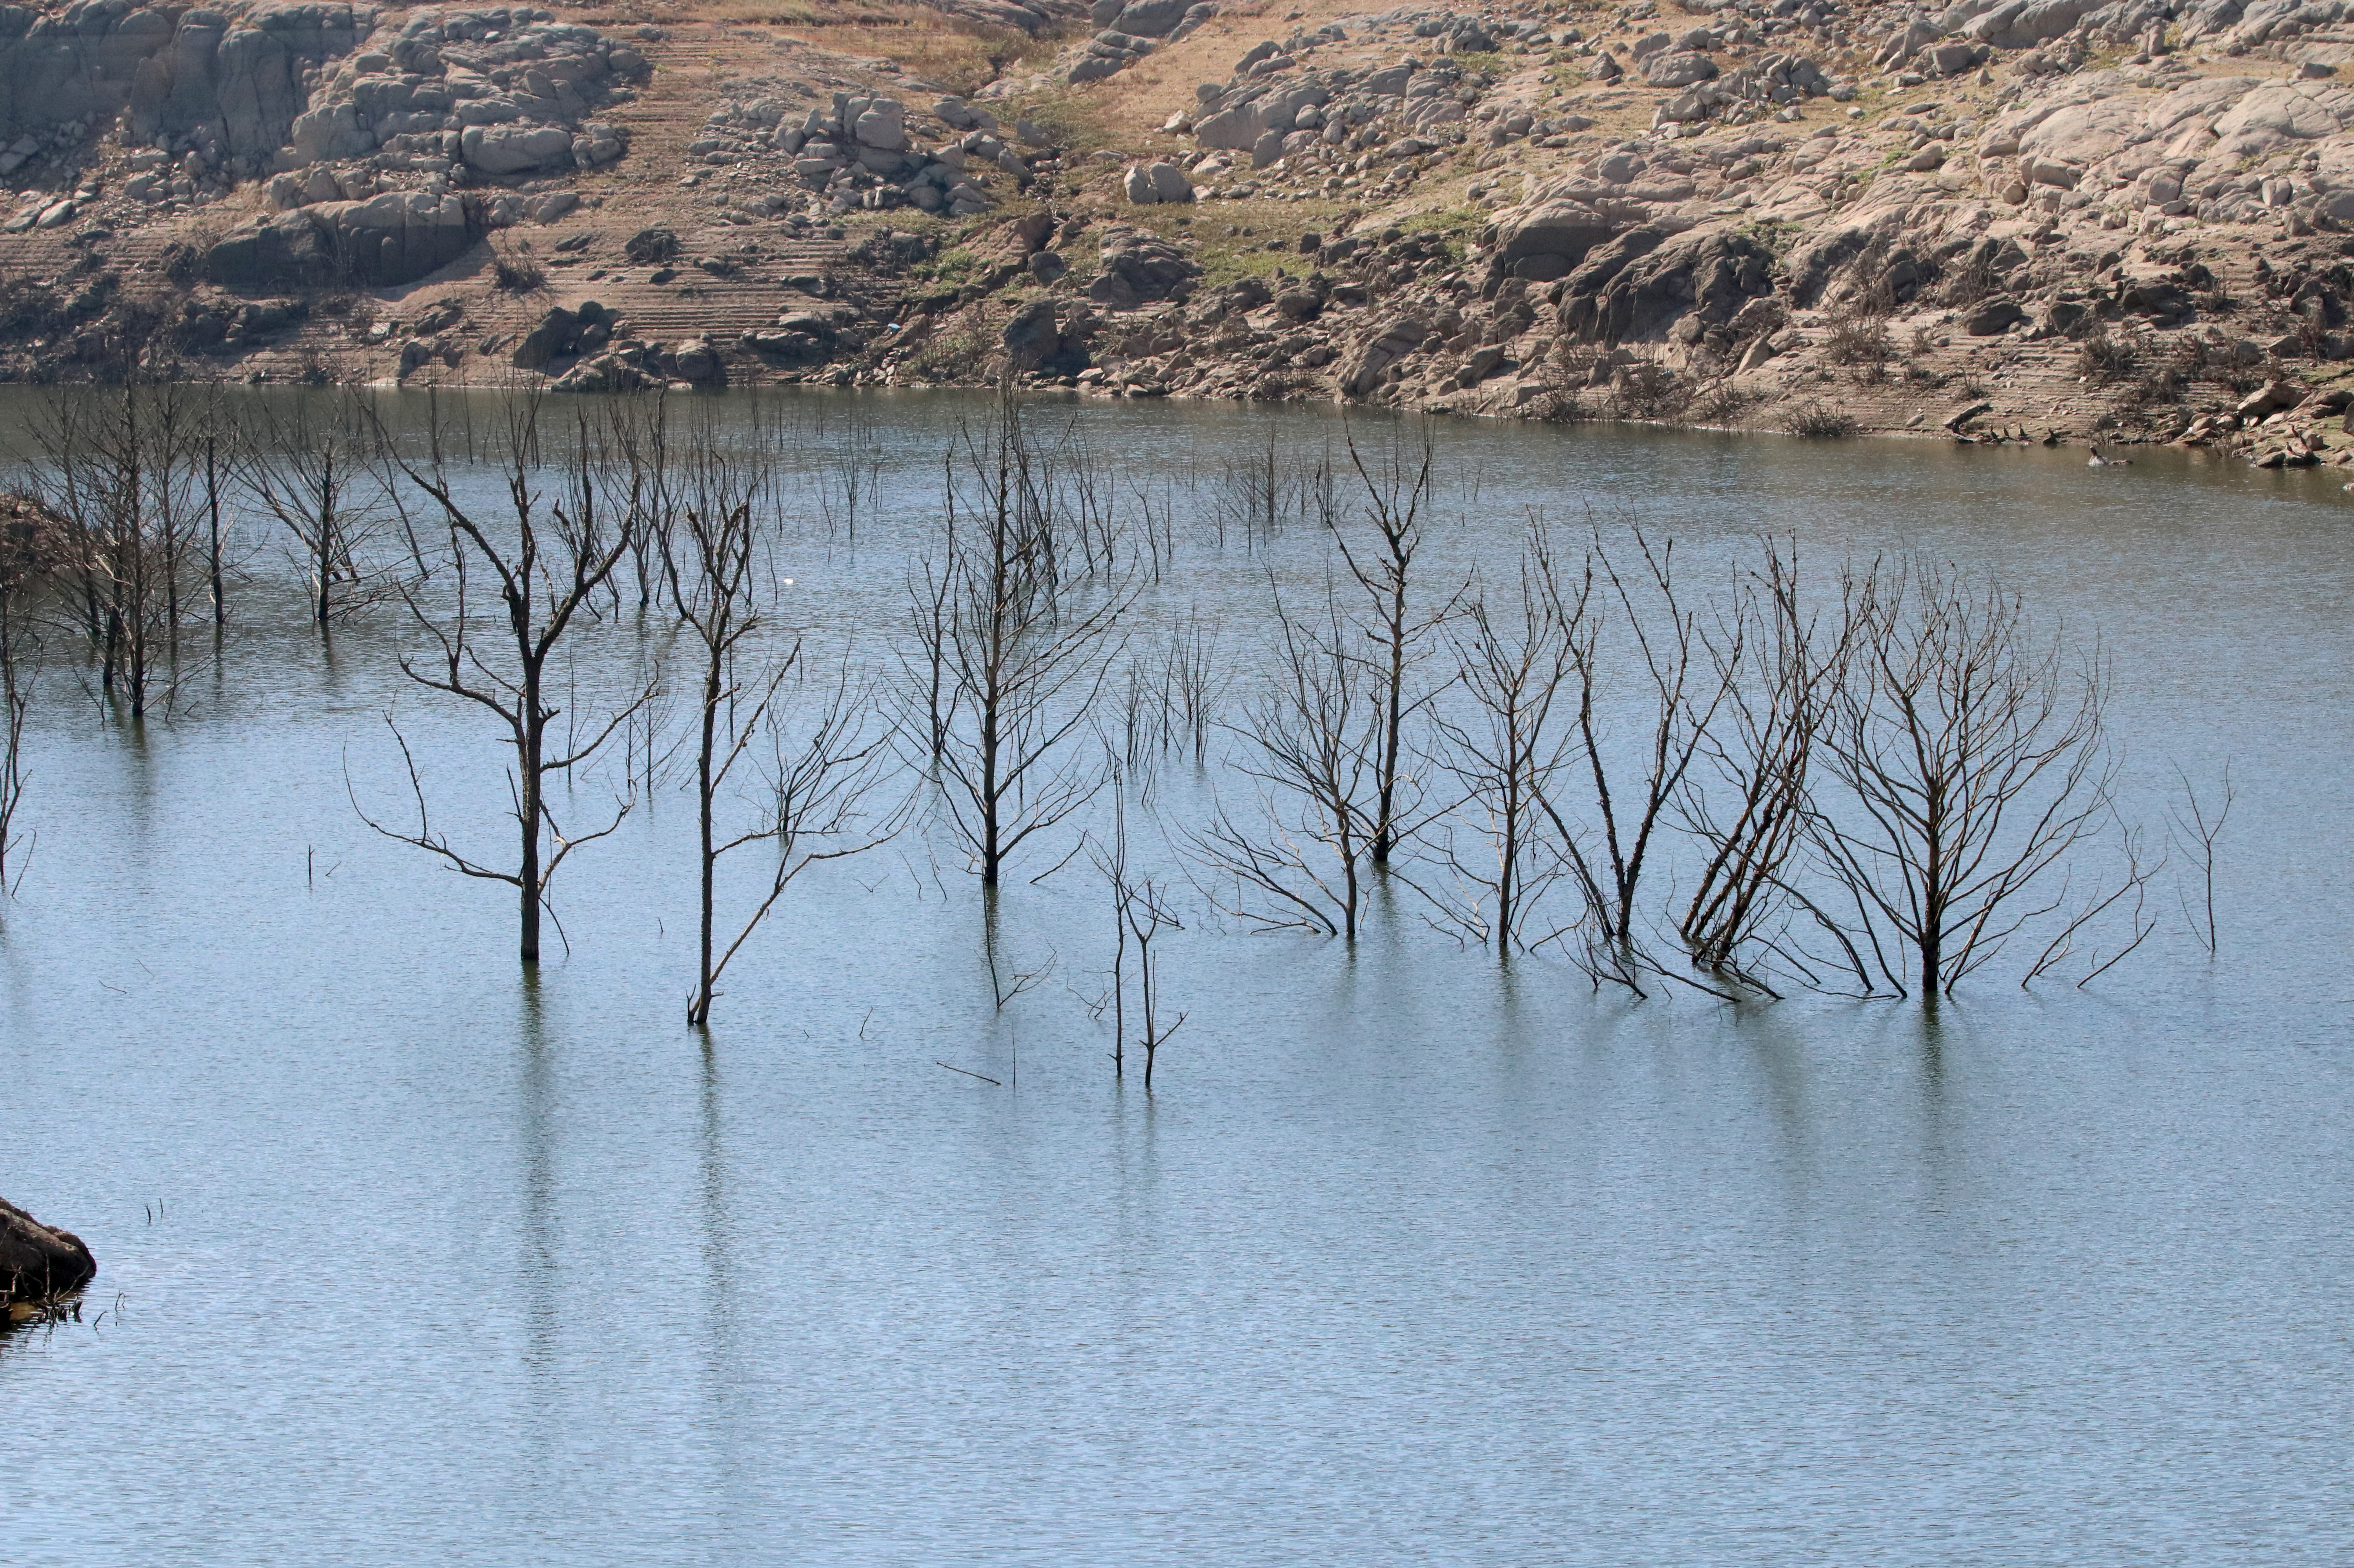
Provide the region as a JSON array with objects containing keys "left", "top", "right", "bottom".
[{"left": 3, "top": 396, "right": 2351, "bottom": 1566}]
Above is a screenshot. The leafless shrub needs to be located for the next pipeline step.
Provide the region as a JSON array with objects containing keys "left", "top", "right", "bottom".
[
  {"left": 0, "top": 530, "right": 34, "bottom": 893},
  {"left": 1164, "top": 610, "right": 1224, "bottom": 763},
  {"left": 1939, "top": 254, "right": 2002, "bottom": 308},
  {"left": 1325, "top": 421, "right": 1458, "bottom": 864},
  {"left": 1784, "top": 401, "right": 1857, "bottom": 439},
  {"left": 30, "top": 383, "right": 210, "bottom": 716},
  {"left": 234, "top": 393, "right": 392, "bottom": 625},
  {"left": 2169, "top": 761, "right": 2234, "bottom": 954},
  {"left": 2117, "top": 363, "right": 2186, "bottom": 410},
  {"left": 1821, "top": 300, "right": 1893, "bottom": 368},
  {"left": 1608, "top": 362, "right": 1693, "bottom": 421},
  {"left": 1209, "top": 428, "right": 1317, "bottom": 549},
  {"left": 1096, "top": 788, "right": 1187, "bottom": 1088},
  {"left": 490, "top": 238, "right": 547, "bottom": 294},
  {"left": 2077, "top": 326, "right": 2139, "bottom": 385},
  {"left": 1687, "top": 382, "right": 1757, "bottom": 425}
]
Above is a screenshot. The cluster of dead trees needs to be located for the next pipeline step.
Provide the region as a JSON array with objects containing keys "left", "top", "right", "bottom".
[
  {"left": 0, "top": 383, "right": 2220, "bottom": 1052},
  {"left": 1105, "top": 423, "right": 2173, "bottom": 1003},
  {"left": 1204, "top": 501, "right": 2158, "bottom": 1001}
]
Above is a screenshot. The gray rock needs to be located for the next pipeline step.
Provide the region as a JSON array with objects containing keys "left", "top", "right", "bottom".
[
  {"left": 1596, "top": 151, "right": 1646, "bottom": 184},
  {"left": 1088, "top": 224, "right": 1200, "bottom": 309},
  {"left": 856, "top": 99, "right": 907, "bottom": 151},
  {"left": 1554, "top": 229, "right": 1776, "bottom": 346},
  {"left": 936, "top": 96, "right": 998, "bottom": 133},
  {"left": 1338, "top": 317, "right": 1427, "bottom": 395},
  {"left": 672, "top": 336, "right": 724, "bottom": 384},
  {"left": 1644, "top": 50, "right": 1720, "bottom": 88},
  {"left": 1489, "top": 194, "right": 1617, "bottom": 280},
  {"left": 206, "top": 191, "right": 473, "bottom": 290},
  {"left": 1194, "top": 103, "right": 1268, "bottom": 149},
  {"left": 1113, "top": 0, "right": 1191, "bottom": 36},
  {"left": 1962, "top": 296, "right": 2027, "bottom": 335},
  {"left": 1149, "top": 161, "right": 1192, "bottom": 202},
  {"left": 1003, "top": 295, "right": 1061, "bottom": 365},
  {"left": 462, "top": 123, "right": 577, "bottom": 175},
  {"left": 514, "top": 305, "right": 583, "bottom": 369}
]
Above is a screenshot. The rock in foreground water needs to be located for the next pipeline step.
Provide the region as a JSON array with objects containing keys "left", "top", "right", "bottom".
[{"left": 0, "top": 1196, "right": 95, "bottom": 1309}]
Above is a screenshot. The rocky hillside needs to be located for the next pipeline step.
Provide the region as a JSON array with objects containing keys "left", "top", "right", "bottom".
[{"left": 1, "top": 0, "right": 2351, "bottom": 466}]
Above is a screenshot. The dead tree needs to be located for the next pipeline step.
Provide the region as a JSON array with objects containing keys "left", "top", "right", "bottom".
[
  {"left": 663, "top": 470, "right": 899, "bottom": 1026},
  {"left": 913, "top": 401, "right": 1131, "bottom": 889},
  {"left": 0, "top": 497, "right": 55, "bottom": 892},
  {"left": 816, "top": 400, "right": 885, "bottom": 555},
  {"left": 35, "top": 384, "right": 199, "bottom": 717},
  {"left": 2169, "top": 761, "right": 2234, "bottom": 955},
  {"left": 1195, "top": 587, "right": 1385, "bottom": 940},
  {"left": 200, "top": 408, "right": 229, "bottom": 630},
  {"left": 1423, "top": 521, "right": 1585, "bottom": 951},
  {"left": 359, "top": 399, "right": 649, "bottom": 965},
  {"left": 606, "top": 392, "right": 681, "bottom": 616},
  {"left": 1327, "top": 423, "right": 1454, "bottom": 865},
  {"left": 236, "top": 395, "right": 383, "bottom": 626},
  {"left": 1808, "top": 561, "right": 2123, "bottom": 997},
  {"left": 1675, "top": 539, "right": 1858, "bottom": 990},
  {"left": 1095, "top": 784, "right": 1187, "bottom": 1087},
  {"left": 1539, "top": 530, "right": 1734, "bottom": 990},
  {"left": 1165, "top": 609, "right": 1224, "bottom": 764}
]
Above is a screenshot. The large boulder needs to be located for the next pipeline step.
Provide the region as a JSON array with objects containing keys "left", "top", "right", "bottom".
[
  {"left": 1643, "top": 50, "right": 1720, "bottom": 88},
  {"left": 205, "top": 192, "right": 474, "bottom": 290},
  {"left": 202, "top": 207, "right": 335, "bottom": 289},
  {"left": 514, "top": 304, "right": 585, "bottom": 369},
  {"left": 624, "top": 227, "right": 679, "bottom": 264},
  {"left": 1488, "top": 193, "right": 1618, "bottom": 281},
  {"left": 1123, "top": 160, "right": 1193, "bottom": 204},
  {"left": 1, "top": 1196, "right": 95, "bottom": 1309},
  {"left": 1963, "top": 296, "right": 2028, "bottom": 335},
  {"left": 1111, "top": 0, "right": 1191, "bottom": 35},
  {"left": 1338, "top": 317, "right": 1428, "bottom": 396},
  {"left": 326, "top": 192, "right": 474, "bottom": 286},
  {"left": 1556, "top": 228, "right": 1776, "bottom": 345},
  {"left": 1003, "top": 295, "right": 1062, "bottom": 366},
  {"left": 461, "top": 123, "right": 578, "bottom": 176},
  {"left": 671, "top": 336, "right": 725, "bottom": 385},
  {"left": 1961, "top": 0, "right": 2108, "bottom": 46},
  {"left": 855, "top": 98, "right": 908, "bottom": 152},
  {"left": 1087, "top": 225, "right": 1200, "bottom": 308},
  {"left": 1191, "top": 81, "right": 1328, "bottom": 150}
]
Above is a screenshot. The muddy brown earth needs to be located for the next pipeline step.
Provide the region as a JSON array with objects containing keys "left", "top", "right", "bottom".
[{"left": 3, "top": 0, "right": 2352, "bottom": 469}]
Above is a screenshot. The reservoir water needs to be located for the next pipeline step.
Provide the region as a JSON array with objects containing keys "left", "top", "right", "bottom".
[{"left": 3, "top": 395, "right": 2349, "bottom": 1565}]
